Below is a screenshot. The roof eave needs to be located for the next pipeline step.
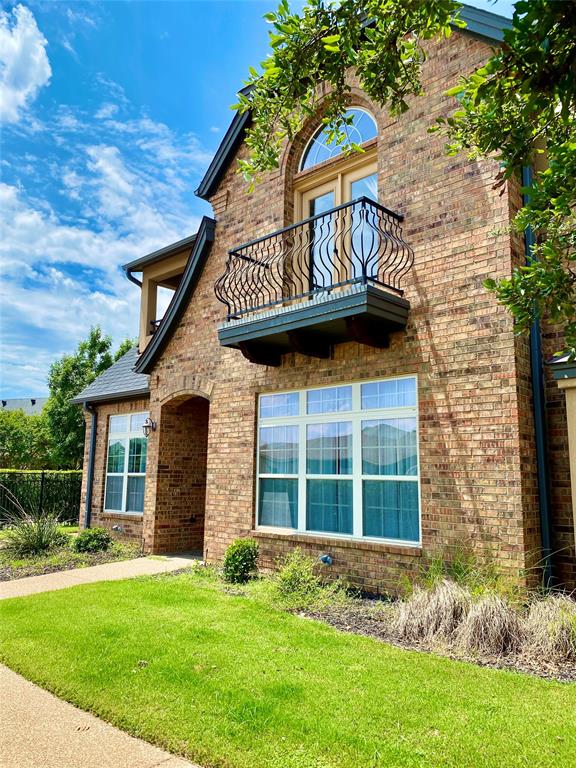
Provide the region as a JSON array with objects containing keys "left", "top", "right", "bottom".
[
  {"left": 134, "top": 216, "right": 216, "bottom": 374},
  {"left": 71, "top": 387, "right": 151, "bottom": 406},
  {"left": 122, "top": 234, "right": 198, "bottom": 273}
]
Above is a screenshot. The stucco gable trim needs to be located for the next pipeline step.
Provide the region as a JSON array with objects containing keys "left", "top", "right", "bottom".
[{"left": 134, "top": 216, "right": 216, "bottom": 375}]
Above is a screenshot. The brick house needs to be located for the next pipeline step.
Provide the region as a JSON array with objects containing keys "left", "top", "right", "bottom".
[{"left": 73, "top": 5, "right": 576, "bottom": 593}]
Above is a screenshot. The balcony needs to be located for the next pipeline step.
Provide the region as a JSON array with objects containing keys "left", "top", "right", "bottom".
[{"left": 215, "top": 197, "right": 414, "bottom": 366}]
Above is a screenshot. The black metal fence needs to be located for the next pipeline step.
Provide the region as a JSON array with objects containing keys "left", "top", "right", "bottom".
[
  {"left": 215, "top": 196, "right": 414, "bottom": 320},
  {"left": 0, "top": 471, "right": 82, "bottom": 526}
]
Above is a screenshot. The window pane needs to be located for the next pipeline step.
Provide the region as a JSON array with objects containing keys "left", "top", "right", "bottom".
[
  {"left": 307, "top": 386, "right": 352, "bottom": 414},
  {"left": 300, "top": 108, "right": 377, "bottom": 171},
  {"left": 307, "top": 479, "right": 352, "bottom": 534},
  {"left": 105, "top": 475, "right": 124, "bottom": 511},
  {"left": 128, "top": 437, "right": 147, "bottom": 474},
  {"left": 109, "top": 415, "right": 129, "bottom": 434},
  {"left": 259, "top": 392, "right": 299, "bottom": 418},
  {"left": 130, "top": 413, "right": 148, "bottom": 433},
  {"left": 258, "top": 479, "right": 297, "bottom": 528},
  {"left": 363, "top": 480, "right": 419, "bottom": 542},
  {"left": 361, "top": 378, "right": 416, "bottom": 409},
  {"left": 107, "top": 439, "right": 125, "bottom": 473},
  {"left": 126, "top": 476, "right": 145, "bottom": 513},
  {"left": 259, "top": 426, "right": 298, "bottom": 474},
  {"left": 307, "top": 422, "right": 352, "bottom": 475},
  {"left": 309, "top": 190, "right": 336, "bottom": 290},
  {"left": 362, "top": 418, "right": 417, "bottom": 476}
]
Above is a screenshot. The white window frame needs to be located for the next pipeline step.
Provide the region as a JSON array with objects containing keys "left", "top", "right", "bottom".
[
  {"left": 256, "top": 376, "right": 421, "bottom": 547},
  {"left": 103, "top": 412, "right": 149, "bottom": 515}
]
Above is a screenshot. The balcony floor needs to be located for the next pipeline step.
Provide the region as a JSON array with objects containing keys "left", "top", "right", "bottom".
[{"left": 218, "top": 283, "right": 409, "bottom": 366}]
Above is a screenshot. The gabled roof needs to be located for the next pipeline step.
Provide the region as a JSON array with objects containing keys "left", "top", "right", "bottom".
[
  {"left": 71, "top": 348, "right": 150, "bottom": 405},
  {"left": 195, "top": 4, "right": 512, "bottom": 202},
  {"left": 123, "top": 234, "right": 197, "bottom": 273},
  {"left": 134, "top": 216, "right": 216, "bottom": 374}
]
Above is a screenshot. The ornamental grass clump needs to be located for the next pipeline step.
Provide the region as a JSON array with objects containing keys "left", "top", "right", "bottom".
[
  {"left": 524, "top": 594, "right": 576, "bottom": 662},
  {"left": 4, "top": 514, "right": 68, "bottom": 557},
  {"left": 1, "top": 483, "right": 67, "bottom": 557},
  {"left": 394, "top": 579, "right": 471, "bottom": 642},
  {"left": 456, "top": 594, "right": 524, "bottom": 656}
]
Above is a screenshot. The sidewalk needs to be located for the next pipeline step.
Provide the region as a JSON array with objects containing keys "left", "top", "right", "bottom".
[
  {"left": 0, "top": 664, "right": 201, "bottom": 768},
  {"left": 0, "top": 554, "right": 199, "bottom": 600}
]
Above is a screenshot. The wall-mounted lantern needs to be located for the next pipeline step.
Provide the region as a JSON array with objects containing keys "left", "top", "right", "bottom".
[{"left": 142, "top": 417, "right": 157, "bottom": 438}]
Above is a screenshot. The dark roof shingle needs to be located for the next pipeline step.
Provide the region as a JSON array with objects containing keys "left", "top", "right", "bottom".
[{"left": 71, "top": 348, "right": 150, "bottom": 405}]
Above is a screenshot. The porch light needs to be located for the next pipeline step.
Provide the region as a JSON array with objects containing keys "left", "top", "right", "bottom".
[{"left": 142, "top": 417, "right": 156, "bottom": 438}]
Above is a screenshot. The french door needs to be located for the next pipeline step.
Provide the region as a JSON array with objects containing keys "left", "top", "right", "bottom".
[{"left": 300, "top": 164, "right": 378, "bottom": 292}]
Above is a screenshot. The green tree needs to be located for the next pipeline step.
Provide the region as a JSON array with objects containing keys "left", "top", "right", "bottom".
[
  {"left": 238, "top": 0, "right": 576, "bottom": 355},
  {"left": 43, "top": 328, "right": 136, "bottom": 469},
  {"left": 0, "top": 409, "right": 54, "bottom": 469}
]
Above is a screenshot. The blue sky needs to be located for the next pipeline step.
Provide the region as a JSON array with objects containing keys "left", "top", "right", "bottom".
[{"left": 0, "top": 0, "right": 515, "bottom": 397}]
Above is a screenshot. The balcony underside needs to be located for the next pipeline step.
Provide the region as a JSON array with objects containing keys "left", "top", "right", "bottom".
[{"left": 218, "top": 283, "right": 409, "bottom": 366}]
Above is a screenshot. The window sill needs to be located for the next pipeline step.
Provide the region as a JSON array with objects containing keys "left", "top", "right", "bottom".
[
  {"left": 101, "top": 512, "right": 144, "bottom": 522},
  {"left": 251, "top": 529, "right": 422, "bottom": 558}
]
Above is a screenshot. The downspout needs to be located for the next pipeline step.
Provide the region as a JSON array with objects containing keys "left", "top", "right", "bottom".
[
  {"left": 84, "top": 401, "right": 97, "bottom": 530},
  {"left": 522, "top": 165, "right": 553, "bottom": 586},
  {"left": 125, "top": 268, "right": 142, "bottom": 288}
]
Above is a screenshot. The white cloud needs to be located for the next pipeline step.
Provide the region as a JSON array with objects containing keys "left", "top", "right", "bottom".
[
  {"left": 1, "top": 57, "right": 214, "bottom": 396},
  {"left": 95, "top": 102, "right": 119, "bottom": 119},
  {"left": 0, "top": 4, "right": 51, "bottom": 124},
  {"left": 66, "top": 8, "right": 99, "bottom": 29}
]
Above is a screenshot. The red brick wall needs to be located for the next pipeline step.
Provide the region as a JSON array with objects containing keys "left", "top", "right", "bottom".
[
  {"left": 138, "top": 30, "right": 556, "bottom": 593},
  {"left": 78, "top": 30, "right": 573, "bottom": 592}
]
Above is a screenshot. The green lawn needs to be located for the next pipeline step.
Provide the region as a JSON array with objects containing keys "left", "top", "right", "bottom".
[{"left": 0, "top": 572, "right": 574, "bottom": 768}]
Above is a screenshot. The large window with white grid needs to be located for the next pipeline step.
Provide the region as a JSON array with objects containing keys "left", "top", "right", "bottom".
[
  {"left": 256, "top": 377, "right": 420, "bottom": 545},
  {"left": 104, "top": 413, "right": 148, "bottom": 514}
]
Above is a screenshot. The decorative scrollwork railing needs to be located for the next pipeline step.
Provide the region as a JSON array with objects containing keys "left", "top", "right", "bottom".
[{"left": 214, "top": 197, "right": 414, "bottom": 320}]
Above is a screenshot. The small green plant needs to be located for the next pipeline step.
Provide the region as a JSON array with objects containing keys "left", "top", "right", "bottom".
[
  {"left": 73, "top": 527, "right": 113, "bottom": 553},
  {"left": 222, "top": 538, "right": 259, "bottom": 583},
  {"left": 273, "top": 548, "right": 350, "bottom": 610}
]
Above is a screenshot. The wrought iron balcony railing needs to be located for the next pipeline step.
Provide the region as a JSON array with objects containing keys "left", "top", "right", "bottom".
[{"left": 215, "top": 197, "right": 413, "bottom": 321}]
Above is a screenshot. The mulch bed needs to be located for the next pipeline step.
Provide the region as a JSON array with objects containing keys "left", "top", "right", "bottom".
[{"left": 304, "top": 603, "right": 576, "bottom": 683}]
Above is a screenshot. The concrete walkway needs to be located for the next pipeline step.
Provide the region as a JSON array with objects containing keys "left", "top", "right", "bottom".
[
  {"left": 0, "top": 664, "right": 201, "bottom": 768},
  {"left": 0, "top": 554, "right": 199, "bottom": 600}
]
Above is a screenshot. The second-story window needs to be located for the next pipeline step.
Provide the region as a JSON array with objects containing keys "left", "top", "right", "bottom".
[{"left": 295, "top": 107, "right": 379, "bottom": 292}]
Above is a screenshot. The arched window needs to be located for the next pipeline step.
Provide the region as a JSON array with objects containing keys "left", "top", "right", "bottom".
[{"left": 300, "top": 108, "right": 377, "bottom": 172}]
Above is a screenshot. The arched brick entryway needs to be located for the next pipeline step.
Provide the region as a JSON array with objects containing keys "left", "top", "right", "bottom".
[{"left": 147, "top": 394, "right": 209, "bottom": 554}]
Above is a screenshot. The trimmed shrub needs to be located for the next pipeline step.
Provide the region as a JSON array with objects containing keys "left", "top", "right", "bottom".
[
  {"left": 223, "top": 538, "right": 259, "bottom": 583},
  {"left": 73, "top": 527, "right": 113, "bottom": 553},
  {"left": 5, "top": 515, "right": 68, "bottom": 556},
  {"left": 456, "top": 594, "right": 524, "bottom": 656},
  {"left": 525, "top": 594, "right": 576, "bottom": 662},
  {"left": 394, "top": 580, "right": 470, "bottom": 642}
]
